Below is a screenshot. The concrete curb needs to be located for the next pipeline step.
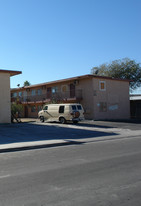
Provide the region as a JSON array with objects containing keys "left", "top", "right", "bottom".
[
  {"left": 0, "top": 140, "right": 84, "bottom": 153},
  {"left": 1, "top": 134, "right": 141, "bottom": 153}
]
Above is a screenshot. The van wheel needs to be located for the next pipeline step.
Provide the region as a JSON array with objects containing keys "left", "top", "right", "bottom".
[
  {"left": 40, "top": 116, "right": 44, "bottom": 122},
  {"left": 59, "top": 117, "right": 66, "bottom": 124}
]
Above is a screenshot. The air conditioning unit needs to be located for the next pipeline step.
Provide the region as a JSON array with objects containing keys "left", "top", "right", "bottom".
[
  {"left": 74, "top": 80, "right": 79, "bottom": 85},
  {"left": 42, "top": 85, "right": 46, "bottom": 90}
]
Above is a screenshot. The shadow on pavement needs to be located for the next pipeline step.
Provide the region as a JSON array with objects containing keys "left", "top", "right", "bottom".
[{"left": 0, "top": 122, "right": 118, "bottom": 145}]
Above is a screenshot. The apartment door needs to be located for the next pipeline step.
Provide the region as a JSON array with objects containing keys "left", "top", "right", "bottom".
[
  {"left": 47, "top": 87, "right": 51, "bottom": 98},
  {"left": 24, "top": 106, "right": 28, "bottom": 117},
  {"left": 23, "top": 91, "right": 27, "bottom": 101},
  {"left": 70, "top": 84, "right": 75, "bottom": 98}
]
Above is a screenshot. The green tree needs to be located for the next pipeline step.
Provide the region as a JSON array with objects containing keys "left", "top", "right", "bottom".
[
  {"left": 11, "top": 102, "right": 23, "bottom": 115},
  {"left": 11, "top": 102, "right": 23, "bottom": 122},
  {"left": 23, "top": 80, "right": 31, "bottom": 86},
  {"left": 91, "top": 58, "right": 141, "bottom": 90}
]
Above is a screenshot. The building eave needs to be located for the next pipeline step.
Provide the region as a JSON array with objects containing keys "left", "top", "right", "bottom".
[
  {"left": 0, "top": 69, "right": 22, "bottom": 77},
  {"left": 11, "top": 74, "right": 130, "bottom": 91}
]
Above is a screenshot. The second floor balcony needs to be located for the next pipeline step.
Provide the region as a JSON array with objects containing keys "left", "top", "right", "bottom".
[{"left": 11, "top": 89, "right": 82, "bottom": 104}]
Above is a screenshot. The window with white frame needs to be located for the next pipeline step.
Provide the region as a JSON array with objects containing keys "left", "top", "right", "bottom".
[{"left": 99, "top": 81, "right": 106, "bottom": 91}]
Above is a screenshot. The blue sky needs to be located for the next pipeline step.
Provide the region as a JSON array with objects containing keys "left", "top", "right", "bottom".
[{"left": 0, "top": 0, "right": 141, "bottom": 93}]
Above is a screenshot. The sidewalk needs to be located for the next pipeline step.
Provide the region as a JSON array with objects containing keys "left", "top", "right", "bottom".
[
  {"left": 0, "top": 139, "right": 75, "bottom": 153},
  {"left": 0, "top": 120, "right": 141, "bottom": 153},
  {"left": 13, "top": 118, "right": 38, "bottom": 123}
]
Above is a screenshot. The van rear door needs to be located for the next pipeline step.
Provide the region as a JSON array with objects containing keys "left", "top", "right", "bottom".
[{"left": 76, "top": 104, "right": 84, "bottom": 118}]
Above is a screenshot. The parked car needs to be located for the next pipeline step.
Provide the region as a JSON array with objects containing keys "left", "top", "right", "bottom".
[{"left": 38, "top": 103, "right": 85, "bottom": 124}]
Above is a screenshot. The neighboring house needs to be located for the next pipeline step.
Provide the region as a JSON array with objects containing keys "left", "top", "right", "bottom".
[
  {"left": 0, "top": 69, "right": 21, "bottom": 123},
  {"left": 130, "top": 94, "right": 141, "bottom": 119},
  {"left": 11, "top": 74, "right": 130, "bottom": 120}
]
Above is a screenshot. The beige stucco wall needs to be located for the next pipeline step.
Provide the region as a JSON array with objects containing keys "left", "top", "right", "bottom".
[
  {"left": 92, "top": 78, "right": 130, "bottom": 120},
  {"left": 0, "top": 73, "right": 11, "bottom": 123},
  {"left": 76, "top": 79, "right": 94, "bottom": 119}
]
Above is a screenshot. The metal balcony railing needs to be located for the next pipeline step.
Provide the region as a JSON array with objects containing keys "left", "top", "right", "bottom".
[{"left": 11, "top": 89, "right": 82, "bottom": 103}]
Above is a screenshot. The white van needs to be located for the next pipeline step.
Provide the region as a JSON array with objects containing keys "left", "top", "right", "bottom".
[{"left": 38, "top": 103, "right": 85, "bottom": 124}]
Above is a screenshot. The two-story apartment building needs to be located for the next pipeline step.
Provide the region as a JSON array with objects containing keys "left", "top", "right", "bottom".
[
  {"left": 11, "top": 74, "right": 130, "bottom": 120},
  {"left": 0, "top": 69, "right": 21, "bottom": 123}
]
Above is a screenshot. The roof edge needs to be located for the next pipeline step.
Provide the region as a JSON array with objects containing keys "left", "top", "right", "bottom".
[
  {"left": 0, "top": 69, "right": 22, "bottom": 77},
  {"left": 11, "top": 74, "right": 130, "bottom": 90}
]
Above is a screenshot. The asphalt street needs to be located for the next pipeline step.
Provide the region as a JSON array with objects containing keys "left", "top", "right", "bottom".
[{"left": 0, "top": 134, "right": 141, "bottom": 206}]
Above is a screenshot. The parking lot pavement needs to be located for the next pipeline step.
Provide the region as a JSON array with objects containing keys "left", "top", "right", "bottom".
[
  {"left": 20, "top": 118, "right": 141, "bottom": 130},
  {"left": 0, "top": 120, "right": 141, "bottom": 153},
  {"left": 85, "top": 120, "right": 141, "bottom": 131}
]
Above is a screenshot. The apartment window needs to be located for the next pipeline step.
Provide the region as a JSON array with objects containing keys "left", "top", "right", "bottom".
[
  {"left": 38, "top": 105, "right": 42, "bottom": 112},
  {"left": 99, "top": 81, "right": 106, "bottom": 91},
  {"left": 23, "top": 91, "right": 27, "bottom": 97},
  {"left": 37, "top": 89, "right": 42, "bottom": 95},
  {"left": 31, "top": 90, "right": 36, "bottom": 96},
  {"left": 99, "top": 102, "right": 107, "bottom": 112},
  {"left": 13, "top": 92, "right": 17, "bottom": 97},
  {"left": 23, "top": 91, "right": 27, "bottom": 101},
  {"left": 52, "top": 86, "right": 58, "bottom": 93},
  {"left": 31, "top": 105, "right": 36, "bottom": 113},
  {"left": 19, "top": 92, "right": 22, "bottom": 97}
]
